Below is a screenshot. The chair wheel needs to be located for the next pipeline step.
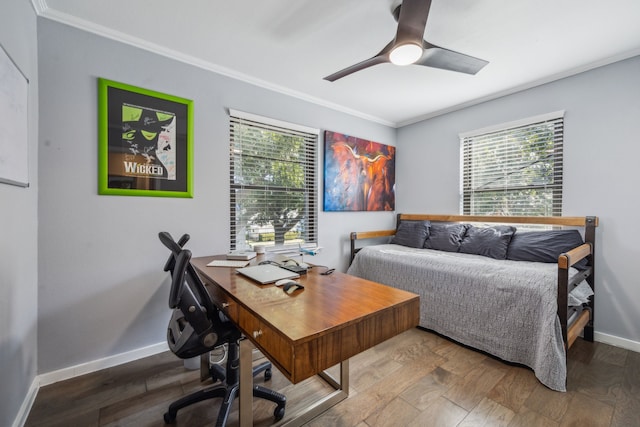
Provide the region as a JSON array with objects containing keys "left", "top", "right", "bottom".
[
  {"left": 163, "top": 412, "right": 176, "bottom": 424},
  {"left": 274, "top": 405, "right": 285, "bottom": 421},
  {"left": 264, "top": 367, "right": 272, "bottom": 381}
]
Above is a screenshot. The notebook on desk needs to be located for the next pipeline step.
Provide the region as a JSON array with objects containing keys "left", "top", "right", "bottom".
[{"left": 236, "top": 264, "right": 300, "bottom": 284}]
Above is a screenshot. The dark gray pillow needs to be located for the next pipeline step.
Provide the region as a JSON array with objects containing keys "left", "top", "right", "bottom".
[
  {"left": 424, "top": 223, "right": 469, "bottom": 252},
  {"left": 459, "top": 225, "right": 516, "bottom": 259},
  {"left": 507, "top": 230, "right": 587, "bottom": 269},
  {"left": 390, "top": 220, "right": 430, "bottom": 248}
]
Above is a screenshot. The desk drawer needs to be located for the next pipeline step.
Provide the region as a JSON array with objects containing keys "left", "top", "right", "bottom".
[
  {"left": 206, "top": 283, "right": 238, "bottom": 321},
  {"left": 237, "top": 306, "right": 293, "bottom": 375}
]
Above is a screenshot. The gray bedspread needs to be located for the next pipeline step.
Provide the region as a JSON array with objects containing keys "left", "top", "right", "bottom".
[{"left": 347, "top": 244, "right": 570, "bottom": 391}]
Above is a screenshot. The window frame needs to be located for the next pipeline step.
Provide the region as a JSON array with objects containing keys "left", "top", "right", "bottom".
[
  {"left": 459, "top": 111, "right": 565, "bottom": 217},
  {"left": 229, "top": 109, "right": 318, "bottom": 251}
]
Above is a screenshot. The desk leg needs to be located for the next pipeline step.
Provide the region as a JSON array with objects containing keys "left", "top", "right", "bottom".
[
  {"left": 278, "top": 360, "right": 349, "bottom": 426},
  {"left": 239, "top": 338, "right": 253, "bottom": 427}
]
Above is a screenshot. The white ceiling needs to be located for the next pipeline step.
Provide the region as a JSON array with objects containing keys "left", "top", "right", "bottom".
[{"left": 36, "top": 0, "right": 640, "bottom": 127}]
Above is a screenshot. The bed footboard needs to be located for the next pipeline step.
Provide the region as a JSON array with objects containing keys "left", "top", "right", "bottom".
[{"left": 558, "top": 216, "right": 598, "bottom": 349}]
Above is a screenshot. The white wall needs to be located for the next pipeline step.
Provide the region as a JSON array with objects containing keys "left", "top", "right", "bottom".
[
  {"left": 0, "top": 0, "right": 39, "bottom": 425},
  {"left": 36, "top": 19, "right": 395, "bottom": 374},
  {"left": 396, "top": 56, "right": 640, "bottom": 346}
]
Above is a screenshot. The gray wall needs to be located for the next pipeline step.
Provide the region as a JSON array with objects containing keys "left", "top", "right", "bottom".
[
  {"left": 0, "top": 0, "right": 39, "bottom": 425},
  {"left": 396, "top": 56, "right": 640, "bottom": 344},
  {"left": 37, "top": 19, "right": 395, "bottom": 374}
]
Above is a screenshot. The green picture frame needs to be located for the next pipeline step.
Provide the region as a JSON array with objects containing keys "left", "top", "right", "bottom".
[{"left": 98, "top": 78, "right": 193, "bottom": 197}]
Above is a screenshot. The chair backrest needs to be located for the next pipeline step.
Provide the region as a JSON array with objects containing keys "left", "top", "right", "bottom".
[{"left": 159, "top": 232, "right": 235, "bottom": 359}]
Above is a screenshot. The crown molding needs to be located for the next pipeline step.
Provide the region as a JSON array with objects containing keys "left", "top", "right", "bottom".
[
  {"left": 34, "top": 4, "right": 396, "bottom": 128},
  {"left": 33, "top": 2, "right": 639, "bottom": 129},
  {"left": 30, "top": 0, "right": 48, "bottom": 14}
]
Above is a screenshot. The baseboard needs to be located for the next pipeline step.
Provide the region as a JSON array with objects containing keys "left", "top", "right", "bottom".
[
  {"left": 13, "top": 342, "right": 169, "bottom": 426},
  {"left": 38, "top": 341, "right": 169, "bottom": 387},
  {"left": 12, "top": 377, "right": 39, "bottom": 427},
  {"left": 595, "top": 331, "right": 640, "bottom": 353}
]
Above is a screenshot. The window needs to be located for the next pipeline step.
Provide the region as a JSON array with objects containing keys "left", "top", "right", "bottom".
[
  {"left": 460, "top": 111, "right": 564, "bottom": 216},
  {"left": 229, "top": 110, "right": 318, "bottom": 250}
]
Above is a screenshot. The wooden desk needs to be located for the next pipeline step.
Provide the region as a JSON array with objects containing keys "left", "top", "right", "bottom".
[{"left": 192, "top": 255, "right": 419, "bottom": 425}]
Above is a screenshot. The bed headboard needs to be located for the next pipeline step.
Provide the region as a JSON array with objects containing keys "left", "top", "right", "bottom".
[
  {"left": 396, "top": 213, "right": 598, "bottom": 228},
  {"left": 350, "top": 214, "right": 599, "bottom": 264}
]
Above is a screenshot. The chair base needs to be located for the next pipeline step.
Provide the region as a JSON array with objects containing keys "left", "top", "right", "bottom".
[{"left": 163, "top": 360, "right": 285, "bottom": 426}]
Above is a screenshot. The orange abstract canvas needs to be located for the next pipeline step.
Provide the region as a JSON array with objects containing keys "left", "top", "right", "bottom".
[{"left": 323, "top": 131, "right": 395, "bottom": 211}]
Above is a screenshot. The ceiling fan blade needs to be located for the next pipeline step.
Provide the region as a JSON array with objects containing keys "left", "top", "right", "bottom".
[
  {"left": 416, "top": 43, "right": 489, "bottom": 75},
  {"left": 394, "top": 0, "right": 432, "bottom": 46},
  {"left": 324, "top": 41, "right": 394, "bottom": 82},
  {"left": 323, "top": 56, "right": 389, "bottom": 82}
]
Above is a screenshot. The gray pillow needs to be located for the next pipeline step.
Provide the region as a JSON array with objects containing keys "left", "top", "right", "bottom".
[
  {"left": 507, "top": 230, "right": 587, "bottom": 269},
  {"left": 459, "top": 225, "right": 516, "bottom": 259},
  {"left": 424, "top": 223, "right": 469, "bottom": 252},
  {"left": 390, "top": 220, "right": 430, "bottom": 248}
]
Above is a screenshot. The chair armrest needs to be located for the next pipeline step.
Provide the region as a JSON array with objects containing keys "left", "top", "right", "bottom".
[
  {"left": 558, "top": 243, "right": 592, "bottom": 269},
  {"left": 350, "top": 230, "right": 396, "bottom": 240}
]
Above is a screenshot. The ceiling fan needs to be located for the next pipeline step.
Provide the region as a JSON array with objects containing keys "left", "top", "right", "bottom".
[{"left": 324, "top": 0, "right": 489, "bottom": 82}]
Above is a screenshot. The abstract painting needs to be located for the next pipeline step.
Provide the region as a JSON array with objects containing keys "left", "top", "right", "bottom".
[{"left": 323, "top": 131, "right": 395, "bottom": 211}]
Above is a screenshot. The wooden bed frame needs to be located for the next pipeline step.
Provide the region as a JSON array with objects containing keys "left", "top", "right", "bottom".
[{"left": 350, "top": 214, "right": 599, "bottom": 351}]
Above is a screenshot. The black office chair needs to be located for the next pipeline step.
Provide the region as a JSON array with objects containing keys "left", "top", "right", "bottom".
[
  {"left": 158, "top": 232, "right": 286, "bottom": 426},
  {"left": 160, "top": 232, "right": 262, "bottom": 383}
]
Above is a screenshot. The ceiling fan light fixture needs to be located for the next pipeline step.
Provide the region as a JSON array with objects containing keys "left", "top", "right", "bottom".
[{"left": 389, "top": 43, "right": 423, "bottom": 66}]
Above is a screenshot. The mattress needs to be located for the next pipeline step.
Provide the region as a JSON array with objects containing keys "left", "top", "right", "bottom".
[{"left": 347, "top": 244, "right": 582, "bottom": 391}]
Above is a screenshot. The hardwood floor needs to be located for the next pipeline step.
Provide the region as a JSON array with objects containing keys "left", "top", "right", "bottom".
[{"left": 25, "top": 328, "right": 640, "bottom": 426}]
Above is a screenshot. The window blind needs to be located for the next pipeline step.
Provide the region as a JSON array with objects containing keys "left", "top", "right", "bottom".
[
  {"left": 460, "top": 112, "right": 564, "bottom": 216},
  {"left": 229, "top": 112, "right": 317, "bottom": 250}
]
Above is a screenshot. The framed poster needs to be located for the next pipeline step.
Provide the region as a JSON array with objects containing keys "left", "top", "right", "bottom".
[
  {"left": 0, "top": 43, "right": 29, "bottom": 187},
  {"left": 323, "top": 131, "right": 395, "bottom": 211},
  {"left": 98, "top": 78, "right": 193, "bottom": 197}
]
